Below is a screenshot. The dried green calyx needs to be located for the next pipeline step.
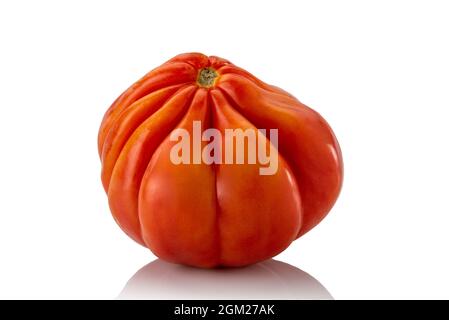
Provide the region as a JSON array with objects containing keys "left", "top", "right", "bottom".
[{"left": 197, "top": 67, "right": 218, "bottom": 88}]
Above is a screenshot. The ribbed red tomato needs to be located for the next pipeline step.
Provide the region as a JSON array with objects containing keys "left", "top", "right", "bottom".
[{"left": 98, "top": 53, "right": 343, "bottom": 268}]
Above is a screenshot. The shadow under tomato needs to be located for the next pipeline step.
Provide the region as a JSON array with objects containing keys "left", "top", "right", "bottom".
[{"left": 118, "top": 259, "right": 332, "bottom": 300}]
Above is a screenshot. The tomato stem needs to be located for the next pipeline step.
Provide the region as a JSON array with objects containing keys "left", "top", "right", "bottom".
[{"left": 197, "top": 67, "right": 218, "bottom": 88}]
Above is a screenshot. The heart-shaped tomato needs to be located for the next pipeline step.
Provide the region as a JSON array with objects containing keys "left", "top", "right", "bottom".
[{"left": 98, "top": 53, "right": 343, "bottom": 268}]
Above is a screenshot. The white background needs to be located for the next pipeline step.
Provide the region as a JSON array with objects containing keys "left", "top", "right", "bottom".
[{"left": 0, "top": 0, "right": 448, "bottom": 299}]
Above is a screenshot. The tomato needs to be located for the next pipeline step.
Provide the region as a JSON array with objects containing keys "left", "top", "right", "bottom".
[{"left": 98, "top": 53, "right": 343, "bottom": 268}]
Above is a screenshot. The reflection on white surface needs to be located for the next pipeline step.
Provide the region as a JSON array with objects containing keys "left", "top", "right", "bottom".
[{"left": 118, "top": 259, "right": 332, "bottom": 300}]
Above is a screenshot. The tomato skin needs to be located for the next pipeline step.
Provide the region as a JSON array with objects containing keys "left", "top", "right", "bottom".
[{"left": 99, "top": 53, "right": 343, "bottom": 267}]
